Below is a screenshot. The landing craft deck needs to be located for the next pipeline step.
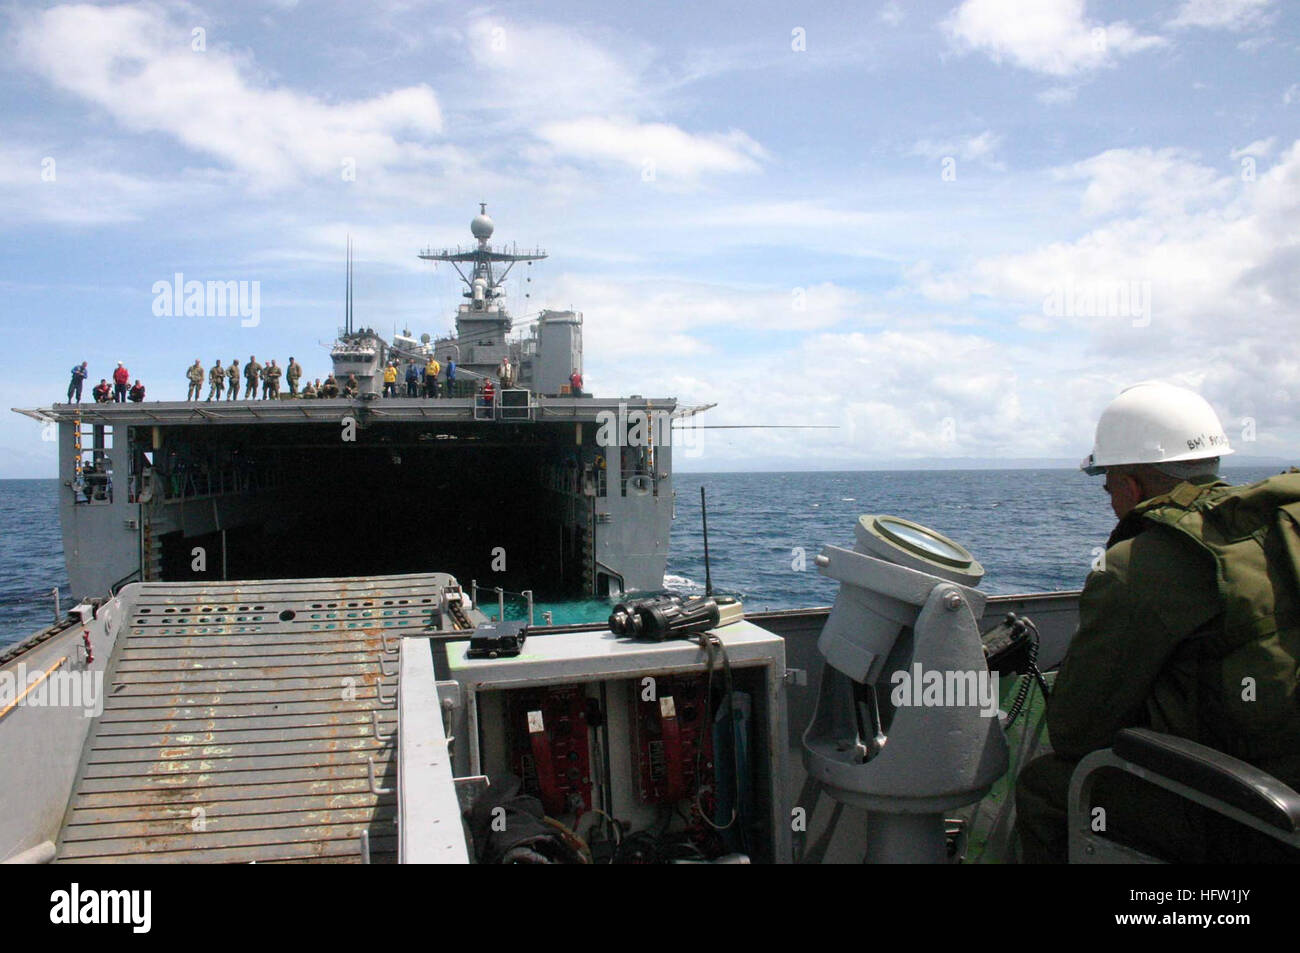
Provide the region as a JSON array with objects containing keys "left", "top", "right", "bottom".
[{"left": 52, "top": 573, "right": 465, "bottom": 863}]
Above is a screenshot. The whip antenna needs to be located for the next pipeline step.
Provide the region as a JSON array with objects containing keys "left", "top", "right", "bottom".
[{"left": 701, "top": 485, "right": 713, "bottom": 597}]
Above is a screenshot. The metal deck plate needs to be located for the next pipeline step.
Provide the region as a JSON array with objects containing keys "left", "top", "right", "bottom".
[{"left": 55, "top": 573, "right": 452, "bottom": 863}]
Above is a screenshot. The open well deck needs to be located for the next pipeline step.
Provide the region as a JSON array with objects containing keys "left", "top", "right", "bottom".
[{"left": 54, "top": 574, "right": 456, "bottom": 863}]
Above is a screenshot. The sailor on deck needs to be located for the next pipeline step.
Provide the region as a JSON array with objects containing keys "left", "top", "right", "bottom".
[
  {"left": 1015, "top": 382, "right": 1300, "bottom": 863},
  {"left": 287, "top": 357, "right": 301, "bottom": 396},
  {"left": 207, "top": 360, "right": 224, "bottom": 401},
  {"left": 184, "top": 360, "right": 204, "bottom": 401},
  {"left": 67, "top": 362, "right": 88, "bottom": 403},
  {"left": 264, "top": 360, "right": 282, "bottom": 399},
  {"left": 227, "top": 359, "right": 240, "bottom": 400},
  {"left": 244, "top": 356, "right": 260, "bottom": 399},
  {"left": 425, "top": 357, "right": 440, "bottom": 398}
]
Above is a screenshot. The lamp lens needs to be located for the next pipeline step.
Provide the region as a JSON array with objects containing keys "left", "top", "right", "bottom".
[{"left": 877, "top": 518, "right": 969, "bottom": 564}]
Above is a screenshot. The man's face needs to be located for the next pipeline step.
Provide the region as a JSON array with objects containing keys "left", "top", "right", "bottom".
[{"left": 1103, "top": 469, "right": 1144, "bottom": 519}]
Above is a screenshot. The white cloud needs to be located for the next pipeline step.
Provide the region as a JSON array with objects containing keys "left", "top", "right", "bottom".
[
  {"left": 899, "top": 141, "right": 1300, "bottom": 447},
  {"left": 1230, "top": 137, "right": 1277, "bottom": 160},
  {"left": 460, "top": 17, "right": 770, "bottom": 188},
  {"left": 1285, "top": 84, "right": 1300, "bottom": 106},
  {"left": 910, "top": 130, "right": 1003, "bottom": 167},
  {"left": 464, "top": 16, "right": 651, "bottom": 121},
  {"left": 688, "top": 200, "right": 881, "bottom": 230},
  {"left": 1051, "top": 147, "right": 1232, "bottom": 217},
  {"left": 879, "top": 2, "right": 905, "bottom": 27},
  {"left": 555, "top": 275, "right": 865, "bottom": 348},
  {"left": 1037, "top": 85, "right": 1079, "bottom": 105},
  {"left": 535, "top": 117, "right": 766, "bottom": 183},
  {"left": 14, "top": 3, "right": 444, "bottom": 186},
  {"left": 1168, "top": 0, "right": 1273, "bottom": 31},
  {"left": 0, "top": 145, "right": 220, "bottom": 225},
  {"left": 942, "top": 0, "right": 1165, "bottom": 76}
]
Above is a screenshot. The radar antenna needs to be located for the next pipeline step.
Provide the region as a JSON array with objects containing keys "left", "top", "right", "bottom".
[
  {"left": 344, "top": 235, "right": 354, "bottom": 336},
  {"left": 418, "top": 204, "right": 547, "bottom": 303}
]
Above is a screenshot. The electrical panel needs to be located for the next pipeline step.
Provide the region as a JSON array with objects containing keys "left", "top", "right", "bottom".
[{"left": 445, "top": 620, "right": 790, "bottom": 863}]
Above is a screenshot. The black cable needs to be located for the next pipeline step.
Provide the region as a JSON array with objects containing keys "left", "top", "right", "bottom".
[
  {"left": 694, "top": 633, "right": 747, "bottom": 854},
  {"left": 1004, "top": 616, "right": 1050, "bottom": 727}
]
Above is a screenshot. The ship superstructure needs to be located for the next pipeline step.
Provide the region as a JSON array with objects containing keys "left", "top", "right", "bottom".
[
  {"left": 419, "top": 204, "right": 566, "bottom": 395},
  {"left": 329, "top": 236, "right": 389, "bottom": 394}
]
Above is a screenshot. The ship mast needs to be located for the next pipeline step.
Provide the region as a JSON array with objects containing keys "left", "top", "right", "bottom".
[{"left": 418, "top": 204, "right": 546, "bottom": 332}]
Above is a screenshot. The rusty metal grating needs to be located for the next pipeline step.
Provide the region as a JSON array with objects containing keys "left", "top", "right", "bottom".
[{"left": 55, "top": 573, "right": 451, "bottom": 863}]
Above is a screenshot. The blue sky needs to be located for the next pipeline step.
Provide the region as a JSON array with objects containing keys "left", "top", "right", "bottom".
[{"left": 1, "top": 0, "right": 1297, "bottom": 475}]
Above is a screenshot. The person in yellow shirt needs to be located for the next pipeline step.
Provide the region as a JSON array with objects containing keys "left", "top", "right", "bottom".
[
  {"left": 424, "top": 357, "right": 441, "bottom": 398},
  {"left": 383, "top": 362, "right": 398, "bottom": 397}
]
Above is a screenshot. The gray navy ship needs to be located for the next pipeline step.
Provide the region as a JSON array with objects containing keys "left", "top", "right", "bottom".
[
  {"left": 18, "top": 207, "right": 675, "bottom": 605},
  {"left": 2, "top": 209, "right": 1294, "bottom": 866}
]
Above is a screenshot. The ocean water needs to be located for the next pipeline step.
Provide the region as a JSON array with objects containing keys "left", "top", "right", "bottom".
[
  {"left": 0, "top": 480, "right": 72, "bottom": 646},
  {"left": 0, "top": 467, "right": 1282, "bottom": 645}
]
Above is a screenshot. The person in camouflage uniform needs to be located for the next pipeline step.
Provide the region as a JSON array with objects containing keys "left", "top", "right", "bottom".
[
  {"left": 321, "top": 375, "right": 339, "bottom": 398},
  {"left": 1016, "top": 383, "right": 1300, "bottom": 864},
  {"left": 264, "top": 359, "right": 282, "bottom": 399},
  {"left": 207, "top": 360, "right": 224, "bottom": 401},
  {"left": 227, "top": 359, "right": 240, "bottom": 400},
  {"left": 301, "top": 379, "right": 317, "bottom": 399},
  {"left": 186, "top": 359, "right": 204, "bottom": 401},
  {"left": 286, "top": 357, "right": 302, "bottom": 396},
  {"left": 244, "top": 356, "right": 260, "bottom": 399}
]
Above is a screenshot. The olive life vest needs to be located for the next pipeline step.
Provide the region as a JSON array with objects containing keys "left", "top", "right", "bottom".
[{"left": 1135, "top": 471, "right": 1300, "bottom": 763}]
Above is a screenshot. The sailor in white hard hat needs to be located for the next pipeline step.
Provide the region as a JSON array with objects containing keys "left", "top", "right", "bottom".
[
  {"left": 1079, "top": 380, "right": 1232, "bottom": 518},
  {"left": 1016, "top": 381, "right": 1300, "bottom": 864}
]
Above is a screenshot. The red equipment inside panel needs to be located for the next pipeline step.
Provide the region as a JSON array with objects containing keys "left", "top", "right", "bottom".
[
  {"left": 508, "top": 686, "right": 593, "bottom": 816},
  {"left": 631, "top": 675, "right": 714, "bottom": 806}
]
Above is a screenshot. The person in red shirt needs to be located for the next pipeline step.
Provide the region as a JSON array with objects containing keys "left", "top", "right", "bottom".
[
  {"left": 568, "top": 369, "right": 583, "bottom": 397},
  {"left": 112, "top": 362, "right": 130, "bottom": 402}
]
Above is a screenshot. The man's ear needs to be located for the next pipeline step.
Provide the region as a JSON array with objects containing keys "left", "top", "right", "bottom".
[{"left": 1125, "top": 472, "right": 1148, "bottom": 504}]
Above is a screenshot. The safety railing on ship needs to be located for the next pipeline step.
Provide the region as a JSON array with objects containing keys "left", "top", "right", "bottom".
[{"left": 469, "top": 581, "right": 536, "bottom": 625}]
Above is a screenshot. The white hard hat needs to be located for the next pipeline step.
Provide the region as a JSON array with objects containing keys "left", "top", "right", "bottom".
[{"left": 1081, "top": 381, "right": 1234, "bottom": 474}]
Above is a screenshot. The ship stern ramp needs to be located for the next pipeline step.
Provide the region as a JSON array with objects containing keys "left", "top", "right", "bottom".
[{"left": 48, "top": 572, "right": 468, "bottom": 863}]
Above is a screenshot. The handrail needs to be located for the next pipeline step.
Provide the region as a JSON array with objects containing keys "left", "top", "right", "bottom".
[
  {"left": 0, "top": 656, "right": 68, "bottom": 721},
  {"left": 108, "top": 569, "right": 141, "bottom": 597}
]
